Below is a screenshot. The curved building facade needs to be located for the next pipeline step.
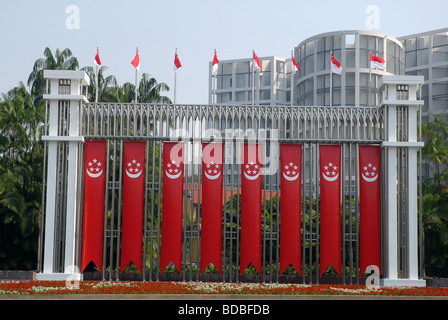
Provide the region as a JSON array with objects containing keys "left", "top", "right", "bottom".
[{"left": 294, "top": 30, "right": 404, "bottom": 107}]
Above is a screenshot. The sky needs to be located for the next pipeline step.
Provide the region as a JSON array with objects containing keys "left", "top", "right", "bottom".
[{"left": 1, "top": 0, "right": 448, "bottom": 104}]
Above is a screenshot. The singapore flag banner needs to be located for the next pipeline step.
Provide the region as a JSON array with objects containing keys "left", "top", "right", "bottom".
[
  {"left": 161, "top": 142, "right": 185, "bottom": 273},
  {"left": 120, "top": 141, "right": 146, "bottom": 273},
  {"left": 319, "top": 144, "right": 342, "bottom": 276},
  {"left": 200, "top": 143, "right": 224, "bottom": 274},
  {"left": 240, "top": 143, "right": 263, "bottom": 275},
  {"left": 359, "top": 145, "right": 381, "bottom": 275},
  {"left": 81, "top": 141, "right": 107, "bottom": 272},
  {"left": 279, "top": 144, "right": 302, "bottom": 275}
]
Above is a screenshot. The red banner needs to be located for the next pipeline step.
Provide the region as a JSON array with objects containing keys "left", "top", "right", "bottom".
[
  {"left": 279, "top": 144, "right": 302, "bottom": 275},
  {"left": 359, "top": 145, "right": 381, "bottom": 276},
  {"left": 240, "top": 143, "right": 263, "bottom": 275},
  {"left": 319, "top": 144, "right": 341, "bottom": 276},
  {"left": 81, "top": 141, "right": 107, "bottom": 272},
  {"left": 120, "top": 141, "right": 146, "bottom": 273},
  {"left": 160, "top": 142, "right": 185, "bottom": 273},
  {"left": 200, "top": 143, "right": 224, "bottom": 274}
]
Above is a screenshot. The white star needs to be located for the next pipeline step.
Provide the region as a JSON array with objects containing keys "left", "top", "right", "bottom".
[
  {"left": 128, "top": 162, "right": 132, "bottom": 167},
  {"left": 88, "top": 162, "right": 92, "bottom": 167},
  {"left": 132, "top": 159, "right": 136, "bottom": 164},
  {"left": 368, "top": 163, "right": 372, "bottom": 167},
  {"left": 93, "top": 159, "right": 97, "bottom": 163}
]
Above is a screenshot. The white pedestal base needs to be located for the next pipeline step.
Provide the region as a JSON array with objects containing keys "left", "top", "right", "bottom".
[
  {"left": 36, "top": 273, "right": 83, "bottom": 281},
  {"left": 380, "top": 278, "right": 426, "bottom": 287}
]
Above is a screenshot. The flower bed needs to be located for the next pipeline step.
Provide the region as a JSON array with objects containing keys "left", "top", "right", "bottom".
[{"left": 1, "top": 280, "right": 448, "bottom": 296}]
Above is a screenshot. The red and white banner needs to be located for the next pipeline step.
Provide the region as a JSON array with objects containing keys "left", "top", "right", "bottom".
[
  {"left": 120, "top": 141, "right": 146, "bottom": 273},
  {"left": 370, "top": 53, "right": 385, "bottom": 70},
  {"left": 200, "top": 143, "right": 224, "bottom": 274},
  {"left": 160, "top": 142, "right": 185, "bottom": 273},
  {"left": 212, "top": 50, "right": 219, "bottom": 75},
  {"left": 279, "top": 144, "right": 302, "bottom": 275},
  {"left": 359, "top": 145, "right": 381, "bottom": 276},
  {"left": 331, "top": 52, "right": 342, "bottom": 75},
  {"left": 253, "top": 50, "right": 261, "bottom": 70},
  {"left": 240, "top": 143, "right": 263, "bottom": 275},
  {"left": 291, "top": 53, "right": 300, "bottom": 73},
  {"left": 319, "top": 144, "right": 342, "bottom": 276},
  {"left": 81, "top": 141, "right": 107, "bottom": 272}
]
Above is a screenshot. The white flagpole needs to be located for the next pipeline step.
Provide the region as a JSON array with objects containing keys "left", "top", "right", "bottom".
[
  {"left": 135, "top": 47, "right": 139, "bottom": 103},
  {"left": 174, "top": 48, "right": 177, "bottom": 105},
  {"left": 291, "top": 50, "right": 294, "bottom": 107},
  {"left": 212, "top": 49, "right": 216, "bottom": 106},
  {"left": 369, "top": 50, "right": 372, "bottom": 107},
  {"left": 252, "top": 50, "right": 255, "bottom": 107},
  {"left": 94, "top": 47, "right": 99, "bottom": 103},
  {"left": 330, "top": 51, "right": 333, "bottom": 107}
]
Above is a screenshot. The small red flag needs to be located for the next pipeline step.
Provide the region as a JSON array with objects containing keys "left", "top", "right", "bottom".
[
  {"left": 94, "top": 48, "right": 101, "bottom": 66},
  {"left": 331, "top": 52, "right": 342, "bottom": 74},
  {"left": 253, "top": 50, "right": 261, "bottom": 70},
  {"left": 131, "top": 49, "right": 140, "bottom": 71},
  {"left": 200, "top": 143, "right": 224, "bottom": 274},
  {"left": 174, "top": 50, "right": 182, "bottom": 72},
  {"left": 240, "top": 143, "right": 263, "bottom": 275},
  {"left": 319, "top": 144, "right": 342, "bottom": 276},
  {"left": 120, "top": 141, "right": 146, "bottom": 273},
  {"left": 212, "top": 50, "right": 219, "bottom": 75},
  {"left": 160, "top": 142, "right": 185, "bottom": 273},
  {"left": 81, "top": 141, "right": 107, "bottom": 272},
  {"left": 291, "top": 53, "right": 300, "bottom": 73}
]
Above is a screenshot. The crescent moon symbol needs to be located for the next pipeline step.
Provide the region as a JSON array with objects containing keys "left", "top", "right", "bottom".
[
  {"left": 166, "top": 170, "right": 182, "bottom": 180},
  {"left": 283, "top": 172, "right": 299, "bottom": 182},
  {"left": 204, "top": 171, "right": 221, "bottom": 180},
  {"left": 244, "top": 171, "right": 260, "bottom": 181},
  {"left": 322, "top": 173, "right": 339, "bottom": 182},
  {"left": 126, "top": 169, "right": 143, "bottom": 179},
  {"left": 87, "top": 169, "right": 103, "bottom": 178},
  {"left": 362, "top": 173, "right": 378, "bottom": 182}
]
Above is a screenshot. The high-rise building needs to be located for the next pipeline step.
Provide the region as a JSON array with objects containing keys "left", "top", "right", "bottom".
[
  {"left": 209, "top": 28, "right": 448, "bottom": 119},
  {"left": 399, "top": 28, "right": 448, "bottom": 121}
]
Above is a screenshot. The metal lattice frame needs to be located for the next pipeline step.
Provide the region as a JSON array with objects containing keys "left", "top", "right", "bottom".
[{"left": 77, "top": 103, "right": 385, "bottom": 283}]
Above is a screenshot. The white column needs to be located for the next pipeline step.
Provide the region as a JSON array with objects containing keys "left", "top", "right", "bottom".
[
  {"left": 37, "top": 70, "right": 89, "bottom": 281},
  {"left": 379, "top": 75, "right": 425, "bottom": 287}
]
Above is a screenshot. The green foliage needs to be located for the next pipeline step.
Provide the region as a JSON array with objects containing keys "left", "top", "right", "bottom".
[
  {"left": 0, "top": 47, "right": 171, "bottom": 270},
  {"left": 421, "top": 113, "right": 448, "bottom": 277}
]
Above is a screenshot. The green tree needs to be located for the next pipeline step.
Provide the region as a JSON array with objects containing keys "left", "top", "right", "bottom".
[
  {"left": 0, "top": 83, "right": 45, "bottom": 269},
  {"left": 421, "top": 113, "right": 448, "bottom": 277},
  {"left": 27, "top": 47, "right": 79, "bottom": 103}
]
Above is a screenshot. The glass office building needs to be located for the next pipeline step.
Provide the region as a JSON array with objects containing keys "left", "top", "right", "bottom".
[
  {"left": 294, "top": 30, "right": 404, "bottom": 107},
  {"left": 399, "top": 28, "right": 448, "bottom": 121},
  {"left": 209, "top": 28, "right": 448, "bottom": 118}
]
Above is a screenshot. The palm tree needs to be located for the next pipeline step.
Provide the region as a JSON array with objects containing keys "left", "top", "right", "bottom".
[
  {"left": 138, "top": 73, "right": 171, "bottom": 103},
  {"left": 27, "top": 47, "right": 79, "bottom": 103},
  {"left": 81, "top": 65, "right": 119, "bottom": 102}
]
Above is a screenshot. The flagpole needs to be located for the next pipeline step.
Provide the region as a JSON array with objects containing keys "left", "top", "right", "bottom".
[
  {"left": 95, "top": 64, "right": 99, "bottom": 103},
  {"left": 212, "top": 49, "right": 216, "bottom": 106},
  {"left": 290, "top": 50, "right": 294, "bottom": 107},
  {"left": 252, "top": 50, "right": 255, "bottom": 107},
  {"left": 330, "top": 51, "right": 333, "bottom": 107},
  {"left": 174, "top": 48, "right": 177, "bottom": 105},
  {"left": 135, "top": 47, "right": 139, "bottom": 103},
  {"left": 369, "top": 50, "right": 372, "bottom": 107}
]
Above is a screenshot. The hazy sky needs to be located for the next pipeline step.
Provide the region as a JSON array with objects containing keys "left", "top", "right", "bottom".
[{"left": 1, "top": 0, "right": 447, "bottom": 104}]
